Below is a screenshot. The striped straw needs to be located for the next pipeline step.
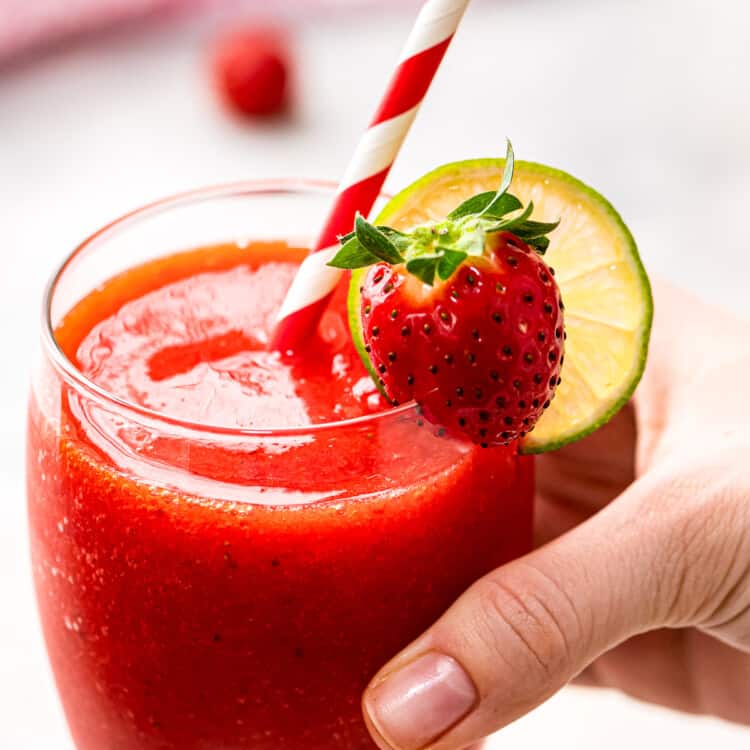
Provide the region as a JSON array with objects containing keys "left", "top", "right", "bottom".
[{"left": 272, "top": 0, "right": 471, "bottom": 353}]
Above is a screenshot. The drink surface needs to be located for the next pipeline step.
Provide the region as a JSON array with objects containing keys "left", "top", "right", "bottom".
[
  {"left": 59, "top": 242, "right": 386, "bottom": 431},
  {"left": 28, "top": 241, "right": 534, "bottom": 749}
]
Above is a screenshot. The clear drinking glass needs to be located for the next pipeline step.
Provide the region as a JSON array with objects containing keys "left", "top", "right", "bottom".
[{"left": 27, "top": 181, "right": 534, "bottom": 750}]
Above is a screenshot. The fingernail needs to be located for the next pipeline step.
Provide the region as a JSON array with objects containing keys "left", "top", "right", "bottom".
[{"left": 364, "top": 652, "right": 477, "bottom": 750}]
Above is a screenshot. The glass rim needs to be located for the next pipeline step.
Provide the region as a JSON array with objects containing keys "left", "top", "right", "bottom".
[{"left": 41, "top": 178, "right": 415, "bottom": 438}]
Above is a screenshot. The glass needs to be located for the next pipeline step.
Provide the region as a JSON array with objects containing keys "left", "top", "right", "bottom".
[{"left": 27, "top": 181, "right": 534, "bottom": 750}]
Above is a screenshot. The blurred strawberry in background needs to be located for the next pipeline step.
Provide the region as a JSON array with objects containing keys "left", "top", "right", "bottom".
[{"left": 212, "top": 25, "right": 291, "bottom": 118}]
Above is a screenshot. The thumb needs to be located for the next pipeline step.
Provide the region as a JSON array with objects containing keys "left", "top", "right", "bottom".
[{"left": 362, "top": 477, "right": 676, "bottom": 750}]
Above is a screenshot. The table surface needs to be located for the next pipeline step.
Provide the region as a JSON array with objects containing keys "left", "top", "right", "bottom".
[{"left": 2, "top": 0, "right": 749, "bottom": 746}]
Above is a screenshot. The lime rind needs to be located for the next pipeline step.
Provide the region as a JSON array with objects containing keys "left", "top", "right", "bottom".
[
  {"left": 347, "top": 266, "right": 391, "bottom": 401},
  {"left": 348, "top": 158, "right": 652, "bottom": 454}
]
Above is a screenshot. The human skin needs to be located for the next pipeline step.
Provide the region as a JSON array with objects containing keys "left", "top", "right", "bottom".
[{"left": 362, "top": 279, "right": 750, "bottom": 750}]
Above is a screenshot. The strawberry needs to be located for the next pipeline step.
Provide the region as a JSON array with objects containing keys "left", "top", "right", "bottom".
[
  {"left": 212, "top": 26, "right": 290, "bottom": 118},
  {"left": 329, "top": 142, "right": 564, "bottom": 447}
]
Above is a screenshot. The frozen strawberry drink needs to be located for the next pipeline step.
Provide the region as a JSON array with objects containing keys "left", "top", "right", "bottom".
[{"left": 27, "top": 183, "right": 534, "bottom": 750}]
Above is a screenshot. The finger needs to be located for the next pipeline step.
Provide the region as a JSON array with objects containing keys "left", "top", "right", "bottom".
[
  {"left": 533, "top": 403, "right": 637, "bottom": 547},
  {"left": 362, "top": 476, "right": 678, "bottom": 750},
  {"left": 536, "top": 400, "right": 637, "bottom": 515}
]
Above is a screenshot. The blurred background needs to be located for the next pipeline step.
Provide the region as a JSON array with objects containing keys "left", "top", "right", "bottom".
[{"left": 2, "top": 0, "right": 749, "bottom": 747}]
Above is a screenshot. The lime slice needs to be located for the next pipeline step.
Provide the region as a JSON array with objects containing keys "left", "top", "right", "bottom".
[{"left": 349, "top": 159, "right": 652, "bottom": 454}]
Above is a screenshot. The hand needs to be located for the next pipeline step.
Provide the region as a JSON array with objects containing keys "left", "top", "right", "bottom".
[{"left": 362, "top": 280, "right": 750, "bottom": 750}]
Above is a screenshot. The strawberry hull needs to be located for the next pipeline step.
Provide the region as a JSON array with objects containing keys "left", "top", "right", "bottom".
[{"left": 27, "top": 243, "right": 534, "bottom": 749}]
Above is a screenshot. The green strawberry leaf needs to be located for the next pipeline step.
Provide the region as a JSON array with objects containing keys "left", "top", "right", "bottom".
[
  {"left": 406, "top": 256, "right": 439, "bottom": 285},
  {"left": 479, "top": 139, "right": 515, "bottom": 218},
  {"left": 355, "top": 214, "right": 405, "bottom": 264},
  {"left": 486, "top": 201, "right": 535, "bottom": 233},
  {"left": 527, "top": 235, "right": 550, "bottom": 253},
  {"left": 447, "top": 191, "right": 493, "bottom": 220},
  {"left": 328, "top": 236, "right": 382, "bottom": 269},
  {"left": 512, "top": 219, "right": 561, "bottom": 239},
  {"left": 436, "top": 248, "right": 467, "bottom": 280},
  {"left": 483, "top": 192, "right": 523, "bottom": 220},
  {"left": 380, "top": 226, "right": 408, "bottom": 240},
  {"left": 338, "top": 225, "right": 407, "bottom": 245},
  {"left": 448, "top": 191, "right": 522, "bottom": 221},
  {"left": 447, "top": 141, "right": 519, "bottom": 223}
]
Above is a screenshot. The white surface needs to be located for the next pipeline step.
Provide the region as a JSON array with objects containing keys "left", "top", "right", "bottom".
[{"left": 2, "top": 0, "right": 750, "bottom": 747}]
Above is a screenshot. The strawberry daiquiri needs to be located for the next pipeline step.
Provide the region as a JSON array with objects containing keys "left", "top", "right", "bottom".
[
  {"left": 27, "top": 192, "right": 534, "bottom": 750},
  {"left": 28, "top": 145, "right": 652, "bottom": 749}
]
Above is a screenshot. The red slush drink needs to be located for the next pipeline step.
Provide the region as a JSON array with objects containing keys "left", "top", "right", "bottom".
[{"left": 28, "top": 196, "right": 533, "bottom": 749}]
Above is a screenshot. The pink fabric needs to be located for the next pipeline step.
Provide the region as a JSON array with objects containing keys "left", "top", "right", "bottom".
[
  {"left": 0, "top": 0, "right": 413, "bottom": 62},
  {"left": 0, "top": 0, "right": 211, "bottom": 60}
]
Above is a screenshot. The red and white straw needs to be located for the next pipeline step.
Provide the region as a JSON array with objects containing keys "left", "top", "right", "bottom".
[{"left": 272, "top": 0, "right": 471, "bottom": 353}]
